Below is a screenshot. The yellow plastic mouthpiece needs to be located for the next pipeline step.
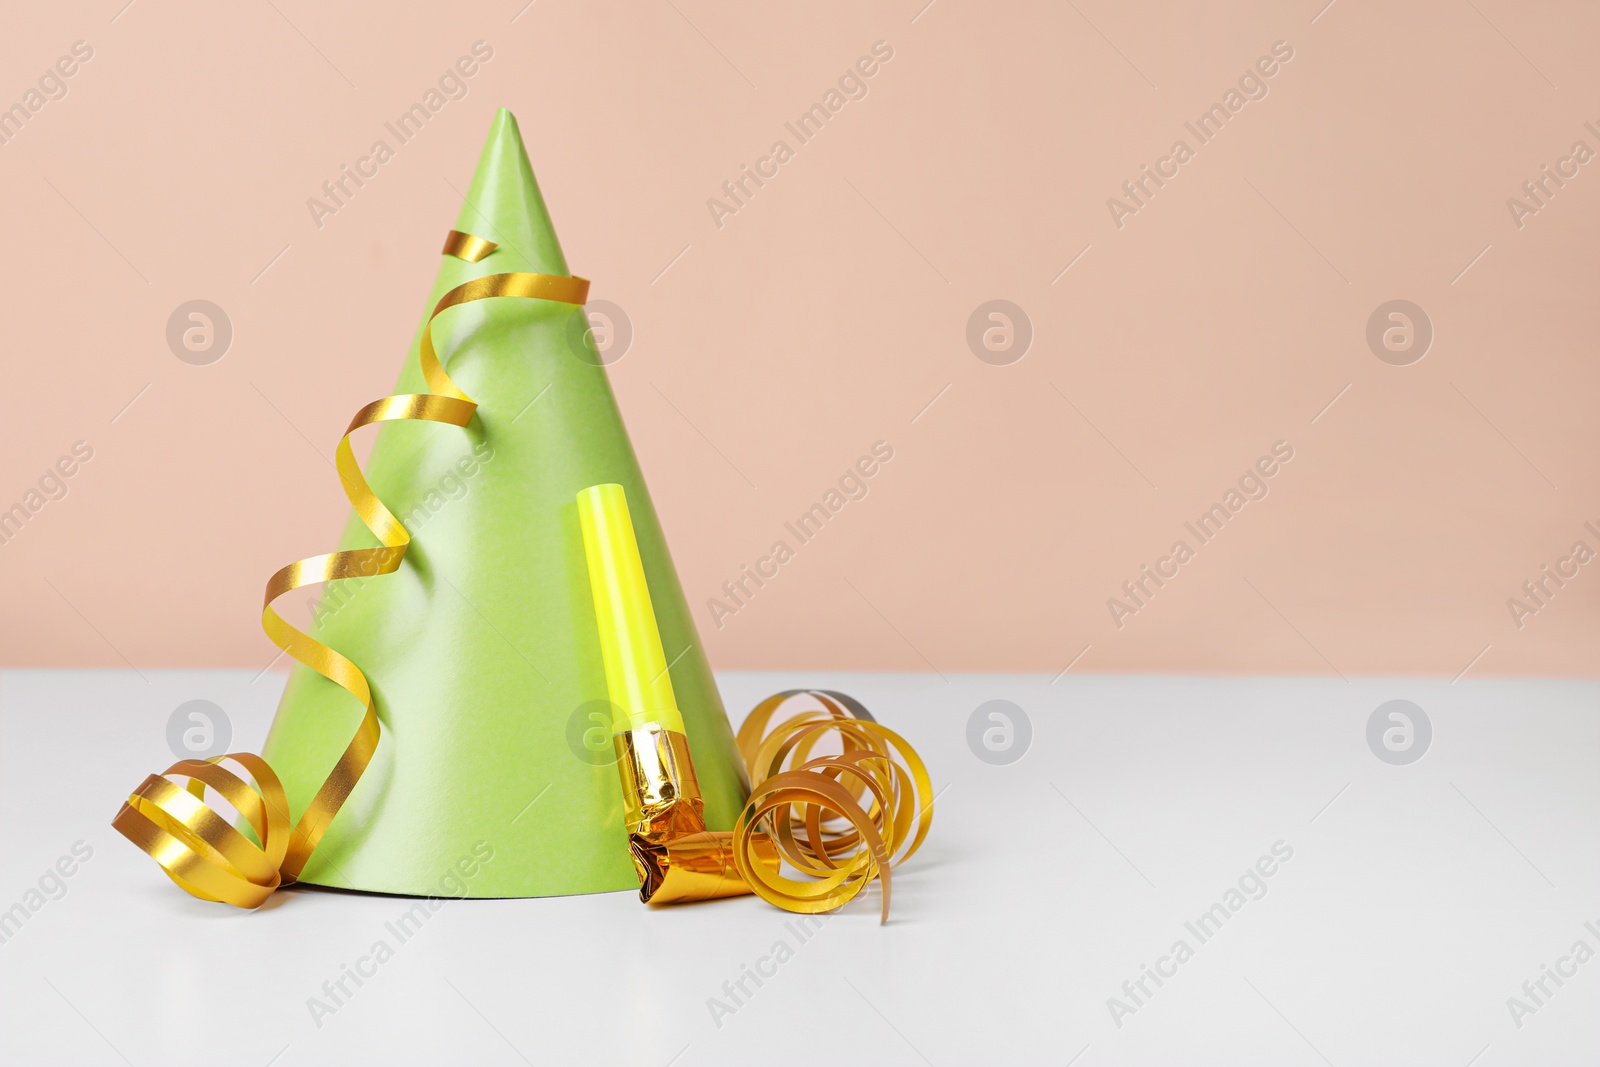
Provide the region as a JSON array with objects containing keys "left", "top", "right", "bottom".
[{"left": 576, "top": 483, "right": 685, "bottom": 734}]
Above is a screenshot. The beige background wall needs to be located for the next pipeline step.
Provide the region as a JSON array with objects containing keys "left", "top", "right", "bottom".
[{"left": 2, "top": 0, "right": 1595, "bottom": 677}]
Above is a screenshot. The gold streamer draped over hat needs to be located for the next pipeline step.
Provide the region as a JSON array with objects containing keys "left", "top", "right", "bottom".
[{"left": 112, "top": 234, "right": 589, "bottom": 908}]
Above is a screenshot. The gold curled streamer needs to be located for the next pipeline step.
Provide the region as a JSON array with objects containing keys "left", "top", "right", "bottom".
[
  {"left": 112, "top": 235, "right": 590, "bottom": 908},
  {"left": 731, "top": 690, "right": 933, "bottom": 922},
  {"left": 441, "top": 229, "right": 497, "bottom": 262}
]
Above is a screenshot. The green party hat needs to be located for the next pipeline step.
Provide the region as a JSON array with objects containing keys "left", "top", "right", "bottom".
[{"left": 257, "top": 108, "right": 748, "bottom": 897}]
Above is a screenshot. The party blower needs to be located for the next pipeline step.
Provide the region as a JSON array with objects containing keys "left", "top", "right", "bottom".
[{"left": 578, "top": 483, "right": 778, "bottom": 903}]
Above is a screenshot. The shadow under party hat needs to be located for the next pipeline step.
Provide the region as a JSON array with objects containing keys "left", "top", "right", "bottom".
[{"left": 257, "top": 108, "right": 748, "bottom": 897}]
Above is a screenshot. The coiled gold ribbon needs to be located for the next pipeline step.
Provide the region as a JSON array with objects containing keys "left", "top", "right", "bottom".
[
  {"left": 732, "top": 690, "right": 934, "bottom": 922},
  {"left": 112, "top": 231, "right": 589, "bottom": 908}
]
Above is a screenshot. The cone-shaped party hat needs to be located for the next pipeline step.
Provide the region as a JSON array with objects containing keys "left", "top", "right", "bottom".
[{"left": 256, "top": 108, "right": 748, "bottom": 897}]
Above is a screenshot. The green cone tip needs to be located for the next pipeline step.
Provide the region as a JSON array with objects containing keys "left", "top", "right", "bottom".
[{"left": 453, "top": 107, "right": 569, "bottom": 276}]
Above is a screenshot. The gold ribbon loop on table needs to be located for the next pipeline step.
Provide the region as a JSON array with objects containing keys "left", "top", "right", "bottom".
[
  {"left": 112, "top": 234, "right": 590, "bottom": 908},
  {"left": 731, "top": 690, "right": 934, "bottom": 923}
]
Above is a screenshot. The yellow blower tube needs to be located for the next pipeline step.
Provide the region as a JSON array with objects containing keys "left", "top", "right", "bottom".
[{"left": 576, "top": 483, "right": 685, "bottom": 735}]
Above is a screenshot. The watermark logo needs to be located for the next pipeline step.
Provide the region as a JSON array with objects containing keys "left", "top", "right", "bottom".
[
  {"left": 1506, "top": 123, "right": 1599, "bottom": 230},
  {"left": 166, "top": 300, "right": 232, "bottom": 365},
  {"left": 0, "top": 840, "right": 94, "bottom": 946},
  {"left": 1505, "top": 919, "right": 1600, "bottom": 1030},
  {"left": 0, "top": 40, "right": 94, "bottom": 149},
  {"left": 1108, "top": 440, "right": 1294, "bottom": 629},
  {"left": 707, "top": 441, "right": 894, "bottom": 629},
  {"left": 311, "top": 441, "right": 494, "bottom": 629},
  {"left": 1366, "top": 699, "right": 1430, "bottom": 765},
  {"left": 166, "top": 699, "right": 231, "bottom": 761},
  {"left": 1365, "top": 300, "right": 1431, "bottom": 366},
  {"left": 1506, "top": 522, "right": 1598, "bottom": 629},
  {"left": 306, "top": 42, "right": 496, "bottom": 230},
  {"left": 566, "top": 299, "right": 632, "bottom": 366},
  {"left": 1106, "top": 40, "right": 1295, "bottom": 229},
  {"left": 0, "top": 440, "right": 94, "bottom": 548},
  {"left": 1108, "top": 840, "right": 1294, "bottom": 1028},
  {"left": 306, "top": 842, "right": 495, "bottom": 1028},
  {"left": 706, "top": 41, "right": 895, "bottom": 229},
  {"left": 966, "top": 699, "right": 1031, "bottom": 765},
  {"left": 566, "top": 700, "right": 622, "bottom": 766},
  {"left": 966, "top": 300, "right": 1032, "bottom": 366},
  {"left": 707, "top": 911, "right": 833, "bottom": 1028}
]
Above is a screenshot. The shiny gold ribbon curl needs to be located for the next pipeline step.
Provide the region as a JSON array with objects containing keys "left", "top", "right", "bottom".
[
  {"left": 732, "top": 690, "right": 934, "bottom": 922},
  {"left": 112, "top": 234, "right": 590, "bottom": 908},
  {"left": 440, "top": 228, "right": 497, "bottom": 263}
]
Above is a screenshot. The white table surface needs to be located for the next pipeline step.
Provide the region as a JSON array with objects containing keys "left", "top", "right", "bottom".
[{"left": 1, "top": 669, "right": 1595, "bottom": 1067}]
